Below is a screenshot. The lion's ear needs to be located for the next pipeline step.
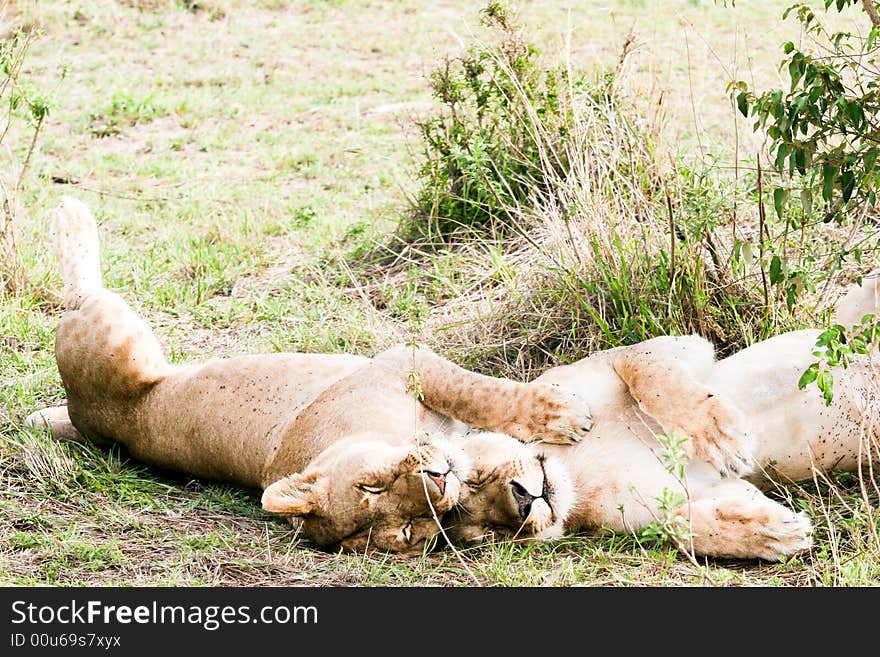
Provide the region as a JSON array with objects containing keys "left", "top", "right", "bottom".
[{"left": 261, "top": 472, "right": 328, "bottom": 517}]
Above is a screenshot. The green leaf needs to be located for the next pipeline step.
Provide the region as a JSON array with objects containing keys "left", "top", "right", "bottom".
[
  {"left": 865, "top": 148, "right": 878, "bottom": 173},
  {"left": 841, "top": 169, "right": 855, "bottom": 202},
  {"left": 818, "top": 370, "right": 834, "bottom": 406},
  {"left": 800, "top": 188, "right": 812, "bottom": 216},
  {"left": 736, "top": 91, "right": 749, "bottom": 117},
  {"left": 773, "top": 187, "right": 789, "bottom": 219},
  {"left": 798, "top": 363, "right": 819, "bottom": 389},
  {"left": 775, "top": 144, "right": 790, "bottom": 170},
  {"left": 789, "top": 60, "right": 803, "bottom": 90},
  {"left": 769, "top": 255, "right": 784, "bottom": 285},
  {"left": 822, "top": 165, "right": 838, "bottom": 202},
  {"left": 793, "top": 147, "right": 805, "bottom": 174},
  {"left": 845, "top": 100, "right": 862, "bottom": 127},
  {"left": 786, "top": 286, "right": 798, "bottom": 312},
  {"left": 816, "top": 328, "right": 836, "bottom": 348}
]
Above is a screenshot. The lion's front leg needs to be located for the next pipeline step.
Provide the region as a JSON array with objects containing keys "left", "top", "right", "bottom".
[
  {"left": 609, "top": 336, "right": 755, "bottom": 476},
  {"left": 373, "top": 346, "right": 592, "bottom": 445}
]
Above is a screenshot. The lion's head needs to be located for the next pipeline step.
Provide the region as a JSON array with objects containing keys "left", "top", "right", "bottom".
[
  {"left": 262, "top": 435, "right": 469, "bottom": 555},
  {"left": 445, "top": 432, "right": 574, "bottom": 544}
]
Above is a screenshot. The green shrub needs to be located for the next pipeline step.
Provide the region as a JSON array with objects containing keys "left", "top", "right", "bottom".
[
  {"left": 391, "top": 2, "right": 817, "bottom": 375},
  {"left": 406, "top": 2, "right": 578, "bottom": 241},
  {"left": 0, "top": 26, "right": 52, "bottom": 299}
]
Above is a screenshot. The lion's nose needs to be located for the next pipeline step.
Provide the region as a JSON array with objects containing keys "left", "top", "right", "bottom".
[
  {"left": 511, "top": 480, "right": 538, "bottom": 520},
  {"left": 426, "top": 470, "right": 448, "bottom": 496}
]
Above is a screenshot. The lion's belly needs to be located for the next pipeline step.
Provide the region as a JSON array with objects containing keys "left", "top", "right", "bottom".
[
  {"left": 129, "top": 353, "right": 369, "bottom": 487},
  {"left": 711, "top": 334, "right": 877, "bottom": 485},
  {"left": 544, "top": 412, "right": 679, "bottom": 532},
  {"left": 751, "top": 366, "right": 877, "bottom": 485}
]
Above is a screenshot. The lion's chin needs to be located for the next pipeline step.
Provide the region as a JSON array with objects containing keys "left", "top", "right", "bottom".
[
  {"left": 519, "top": 457, "right": 574, "bottom": 540},
  {"left": 540, "top": 455, "right": 575, "bottom": 528},
  {"left": 528, "top": 520, "right": 566, "bottom": 541}
]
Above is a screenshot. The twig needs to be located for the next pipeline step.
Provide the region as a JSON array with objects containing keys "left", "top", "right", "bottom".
[
  {"left": 756, "top": 156, "right": 770, "bottom": 311},
  {"left": 14, "top": 113, "right": 44, "bottom": 197},
  {"left": 407, "top": 342, "right": 481, "bottom": 586},
  {"left": 684, "top": 31, "right": 705, "bottom": 163},
  {"left": 732, "top": 28, "right": 740, "bottom": 246},
  {"left": 665, "top": 184, "right": 676, "bottom": 282},
  {"left": 862, "top": 0, "right": 880, "bottom": 30}
]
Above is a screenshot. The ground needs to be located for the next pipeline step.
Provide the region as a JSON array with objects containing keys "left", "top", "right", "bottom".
[{"left": 1, "top": 0, "right": 877, "bottom": 586}]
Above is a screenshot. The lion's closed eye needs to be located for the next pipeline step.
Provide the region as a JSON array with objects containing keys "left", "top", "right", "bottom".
[
  {"left": 464, "top": 469, "right": 497, "bottom": 491},
  {"left": 356, "top": 483, "right": 385, "bottom": 494}
]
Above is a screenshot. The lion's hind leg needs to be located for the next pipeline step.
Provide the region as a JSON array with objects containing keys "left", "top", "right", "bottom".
[
  {"left": 52, "top": 198, "right": 171, "bottom": 435},
  {"left": 683, "top": 479, "right": 812, "bottom": 561}
]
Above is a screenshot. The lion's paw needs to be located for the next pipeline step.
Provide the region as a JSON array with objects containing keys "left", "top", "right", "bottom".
[
  {"left": 761, "top": 511, "right": 814, "bottom": 561},
  {"left": 671, "top": 394, "right": 756, "bottom": 477},
  {"left": 718, "top": 503, "right": 813, "bottom": 561},
  {"left": 505, "top": 382, "right": 592, "bottom": 446},
  {"left": 690, "top": 496, "right": 813, "bottom": 561},
  {"left": 24, "top": 405, "right": 85, "bottom": 442}
]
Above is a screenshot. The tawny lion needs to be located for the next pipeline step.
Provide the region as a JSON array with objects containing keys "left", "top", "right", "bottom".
[{"left": 27, "top": 197, "right": 593, "bottom": 555}]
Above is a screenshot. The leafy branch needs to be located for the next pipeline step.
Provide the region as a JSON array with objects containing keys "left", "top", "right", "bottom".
[
  {"left": 732, "top": 1, "right": 880, "bottom": 231},
  {"left": 798, "top": 312, "right": 880, "bottom": 405},
  {"left": 1, "top": 24, "right": 55, "bottom": 298}
]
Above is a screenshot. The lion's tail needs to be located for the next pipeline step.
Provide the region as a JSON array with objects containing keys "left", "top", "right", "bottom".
[{"left": 52, "top": 196, "right": 104, "bottom": 308}]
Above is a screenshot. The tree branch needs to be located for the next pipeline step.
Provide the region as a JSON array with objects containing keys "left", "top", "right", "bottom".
[{"left": 863, "top": 0, "right": 880, "bottom": 30}]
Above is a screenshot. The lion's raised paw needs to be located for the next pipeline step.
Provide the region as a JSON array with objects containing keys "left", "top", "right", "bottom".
[
  {"left": 502, "top": 382, "right": 592, "bottom": 446},
  {"left": 670, "top": 394, "right": 756, "bottom": 477}
]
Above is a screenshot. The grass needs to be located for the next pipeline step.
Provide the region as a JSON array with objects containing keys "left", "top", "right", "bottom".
[{"left": 1, "top": 0, "right": 878, "bottom": 586}]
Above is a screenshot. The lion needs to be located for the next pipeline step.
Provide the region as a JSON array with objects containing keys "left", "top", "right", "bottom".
[
  {"left": 27, "top": 197, "right": 591, "bottom": 555},
  {"left": 447, "top": 280, "right": 880, "bottom": 560}
]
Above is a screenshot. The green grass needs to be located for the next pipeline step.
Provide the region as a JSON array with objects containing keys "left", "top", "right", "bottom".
[{"left": 1, "top": 0, "right": 878, "bottom": 586}]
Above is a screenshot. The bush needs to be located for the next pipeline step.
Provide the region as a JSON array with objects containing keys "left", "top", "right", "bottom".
[
  {"left": 734, "top": 1, "right": 880, "bottom": 226},
  {"left": 0, "top": 23, "right": 51, "bottom": 299},
  {"left": 405, "top": 2, "right": 578, "bottom": 242},
  {"left": 730, "top": 1, "right": 880, "bottom": 313},
  {"left": 383, "top": 2, "right": 809, "bottom": 376}
]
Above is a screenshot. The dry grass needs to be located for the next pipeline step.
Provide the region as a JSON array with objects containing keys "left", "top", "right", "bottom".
[{"left": 378, "top": 29, "right": 878, "bottom": 377}]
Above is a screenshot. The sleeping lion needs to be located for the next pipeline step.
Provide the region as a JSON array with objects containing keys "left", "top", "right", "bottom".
[
  {"left": 27, "top": 197, "right": 592, "bottom": 555},
  {"left": 449, "top": 281, "right": 880, "bottom": 560},
  {"left": 30, "top": 198, "right": 879, "bottom": 561}
]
